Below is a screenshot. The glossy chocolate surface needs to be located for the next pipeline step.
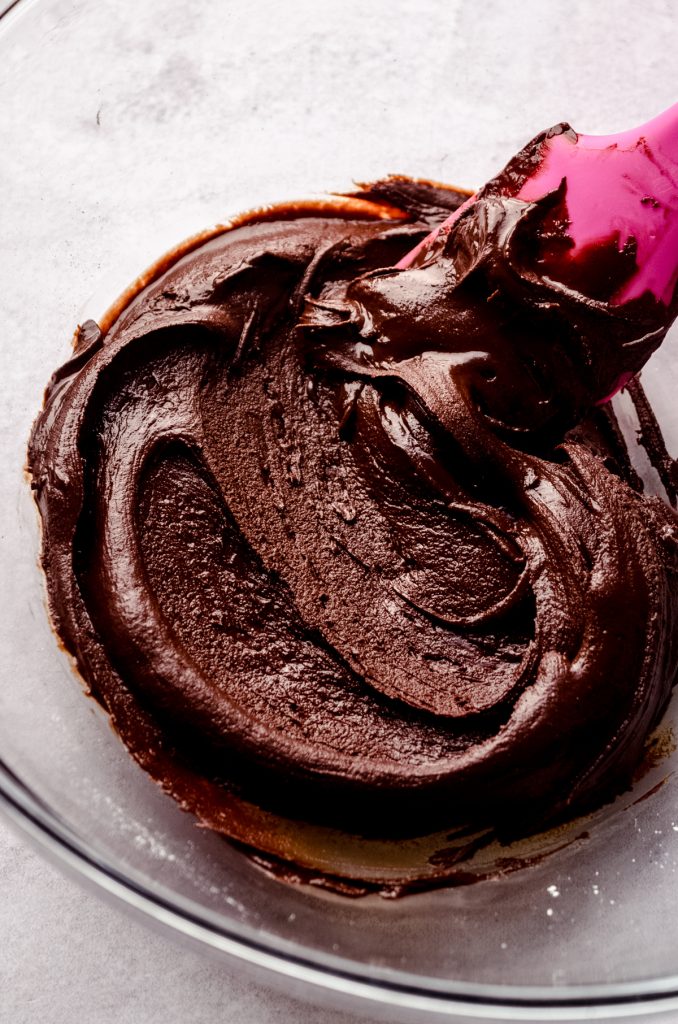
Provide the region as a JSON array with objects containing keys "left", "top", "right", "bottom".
[{"left": 28, "top": 138, "right": 678, "bottom": 888}]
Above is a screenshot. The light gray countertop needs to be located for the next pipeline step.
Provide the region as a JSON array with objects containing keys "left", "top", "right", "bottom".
[
  {"left": 0, "top": 819, "right": 667, "bottom": 1024},
  {"left": 1, "top": 0, "right": 677, "bottom": 1021},
  {"left": 0, "top": 817, "right": 360, "bottom": 1024}
]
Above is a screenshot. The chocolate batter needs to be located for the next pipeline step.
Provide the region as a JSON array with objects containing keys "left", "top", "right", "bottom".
[{"left": 28, "top": 126, "right": 678, "bottom": 892}]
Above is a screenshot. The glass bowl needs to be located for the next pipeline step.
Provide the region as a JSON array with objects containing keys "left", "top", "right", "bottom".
[{"left": 2, "top": 1, "right": 678, "bottom": 1020}]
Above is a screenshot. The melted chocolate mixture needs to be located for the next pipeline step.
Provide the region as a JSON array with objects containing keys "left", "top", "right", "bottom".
[{"left": 29, "top": 128, "right": 678, "bottom": 891}]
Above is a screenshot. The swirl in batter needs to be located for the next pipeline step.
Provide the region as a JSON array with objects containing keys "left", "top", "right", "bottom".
[{"left": 29, "top": 130, "right": 678, "bottom": 892}]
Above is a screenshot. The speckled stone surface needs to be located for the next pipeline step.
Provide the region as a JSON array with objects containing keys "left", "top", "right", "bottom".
[
  {"left": 0, "top": 815, "right": 672, "bottom": 1024},
  {"left": 0, "top": 818, "right": 361, "bottom": 1024},
  {"left": 1, "top": 0, "right": 677, "bottom": 1021}
]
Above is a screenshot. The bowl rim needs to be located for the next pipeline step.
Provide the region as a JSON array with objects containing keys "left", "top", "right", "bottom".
[
  {"left": 4, "top": 0, "right": 678, "bottom": 1016},
  {"left": 4, "top": 754, "right": 678, "bottom": 1020}
]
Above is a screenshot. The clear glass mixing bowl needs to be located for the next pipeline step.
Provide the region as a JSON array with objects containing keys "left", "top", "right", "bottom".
[{"left": 2, "top": 1, "right": 678, "bottom": 1020}]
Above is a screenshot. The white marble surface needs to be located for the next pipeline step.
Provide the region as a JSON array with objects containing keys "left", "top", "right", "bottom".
[
  {"left": 0, "top": 817, "right": 363, "bottom": 1024},
  {"left": 0, "top": 818, "right": 668, "bottom": 1024},
  {"left": 2, "top": 0, "right": 678, "bottom": 1021}
]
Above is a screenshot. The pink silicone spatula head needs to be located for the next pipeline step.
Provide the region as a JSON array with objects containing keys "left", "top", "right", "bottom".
[{"left": 397, "top": 102, "right": 678, "bottom": 310}]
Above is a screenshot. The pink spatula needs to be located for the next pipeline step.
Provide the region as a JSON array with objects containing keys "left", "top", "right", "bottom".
[
  {"left": 398, "top": 103, "right": 678, "bottom": 302},
  {"left": 395, "top": 102, "right": 678, "bottom": 402},
  {"left": 518, "top": 103, "right": 678, "bottom": 308}
]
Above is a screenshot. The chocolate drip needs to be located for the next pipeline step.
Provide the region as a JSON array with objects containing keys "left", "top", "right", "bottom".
[{"left": 626, "top": 376, "right": 678, "bottom": 506}]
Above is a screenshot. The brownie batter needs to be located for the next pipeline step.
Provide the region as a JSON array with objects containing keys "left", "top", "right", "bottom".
[{"left": 28, "top": 126, "right": 678, "bottom": 892}]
